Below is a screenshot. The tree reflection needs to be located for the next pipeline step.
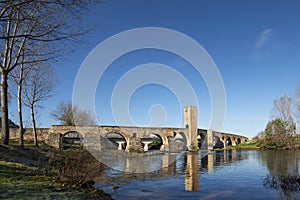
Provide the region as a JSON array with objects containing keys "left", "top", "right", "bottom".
[
  {"left": 263, "top": 174, "right": 300, "bottom": 199},
  {"left": 259, "top": 150, "right": 299, "bottom": 175},
  {"left": 260, "top": 150, "right": 300, "bottom": 199}
]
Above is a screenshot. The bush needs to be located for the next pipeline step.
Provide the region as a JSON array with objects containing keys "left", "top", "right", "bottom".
[{"left": 48, "top": 149, "right": 106, "bottom": 188}]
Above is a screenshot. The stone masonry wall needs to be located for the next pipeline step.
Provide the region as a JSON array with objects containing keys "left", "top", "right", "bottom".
[{"left": 0, "top": 128, "right": 50, "bottom": 141}]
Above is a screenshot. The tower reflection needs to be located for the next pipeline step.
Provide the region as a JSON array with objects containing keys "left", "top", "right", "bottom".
[{"left": 185, "top": 153, "right": 199, "bottom": 191}]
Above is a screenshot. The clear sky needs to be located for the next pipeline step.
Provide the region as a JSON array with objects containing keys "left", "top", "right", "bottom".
[{"left": 9, "top": 0, "right": 300, "bottom": 138}]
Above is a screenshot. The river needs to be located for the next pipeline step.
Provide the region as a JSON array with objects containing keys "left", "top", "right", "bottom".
[{"left": 95, "top": 150, "right": 300, "bottom": 199}]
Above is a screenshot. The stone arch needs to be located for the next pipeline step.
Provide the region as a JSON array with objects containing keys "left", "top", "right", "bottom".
[
  {"left": 167, "top": 131, "right": 187, "bottom": 152},
  {"left": 143, "top": 133, "right": 163, "bottom": 150},
  {"left": 226, "top": 137, "right": 232, "bottom": 146},
  {"left": 236, "top": 138, "right": 241, "bottom": 144},
  {"left": 106, "top": 132, "right": 127, "bottom": 150},
  {"left": 178, "top": 132, "right": 187, "bottom": 150},
  {"left": 62, "top": 131, "right": 83, "bottom": 149},
  {"left": 214, "top": 136, "right": 224, "bottom": 149},
  {"left": 197, "top": 130, "right": 206, "bottom": 149}
]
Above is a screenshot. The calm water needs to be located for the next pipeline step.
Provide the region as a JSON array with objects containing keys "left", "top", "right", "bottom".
[{"left": 95, "top": 150, "right": 300, "bottom": 200}]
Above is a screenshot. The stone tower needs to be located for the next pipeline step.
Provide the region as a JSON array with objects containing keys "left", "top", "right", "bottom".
[{"left": 184, "top": 106, "right": 198, "bottom": 151}]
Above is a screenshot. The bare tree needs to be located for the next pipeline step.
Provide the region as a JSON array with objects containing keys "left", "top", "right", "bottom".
[
  {"left": 10, "top": 55, "right": 29, "bottom": 147},
  {"left": 293, "top": 85, "right": 300, "bottom": 132},
  {"left": 272, "top": 95, "right": 293, "bottom": 122},
  {"left": 10, "top": 40, "right": 57, "bottom": 147},
  {"left": 73, "top": 108, "right": 97, "bottom": 126},
  {"left": 0, "top": 0, "right": 97, "bottom": 144},
  {"left": 51, "top": 101, "right": 74, "bottom": 126},
  {"left": 22, "top": 65, "right": 58, "bottom": 146},
  {"left": 51, "top": 101, "right": 97, "bottom": 126}
]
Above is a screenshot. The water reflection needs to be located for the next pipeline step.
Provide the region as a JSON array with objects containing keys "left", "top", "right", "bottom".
[
  {"left": 97, "top": 150, "right": 249, "bottom": 192},
  {"left": 259, "top": 150, "right": 299, "bottom": 175},
  {"left": 263, "top": 174, "right": 300, "bottom": 200},
  {"left": 259, "top": 150, "right": 300, "bottom": 199},
  {"left": 95, "top": 150, "right": 282, "bottom": 199},
  {"left": 96, "top": 151, "right": 182, "bottom": 173},
  {"left": 185, "top": 153, "right": 199, "bottom": 191}
]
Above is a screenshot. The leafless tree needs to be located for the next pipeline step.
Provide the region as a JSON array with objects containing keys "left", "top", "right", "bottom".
[
  {"left": 51, "top": 101, "right": 97, "bottom": 126},
  {"left": 272, "top": 95, "right": 293, "bottom": 123},
  {"left": 22, "top": 65, "right": 58, "bottom": 146},
  {"left": 293, "top": 85, "right": 300, "bottom": 132},
  {"left": 51, "top": 101, "right": 74, "bottom": 126},
  {"left": 10, "top": 53, "right": 29, "bottom": 147},
  {"left": 73, "top": 108, "right": 97, "bottom": 126},
  {"left": 0, "top": 0, "right": 97, "bottom": 144},
  {"left": 272, "top": 95, "right": 296, "bottom": 134},
  {"left": 10, "top": 39, "right": 58, "bottom": 147}
]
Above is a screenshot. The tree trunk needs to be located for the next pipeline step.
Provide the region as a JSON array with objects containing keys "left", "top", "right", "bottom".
[
  {"left": 30, "top": 104, "right": 38, "bottom": 147},
  {"left": 18, "top": 81, "right": 24, "bottom": 147},
  {"left": 1, "top": 71, "right": 9, "bottom": 145}
]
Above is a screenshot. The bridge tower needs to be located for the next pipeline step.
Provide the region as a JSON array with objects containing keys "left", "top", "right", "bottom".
[{"left": 184, "top": 106, "right": 199, "bottom": 151}]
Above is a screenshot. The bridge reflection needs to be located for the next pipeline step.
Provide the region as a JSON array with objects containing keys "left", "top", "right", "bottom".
[
  {"left": 95, "top": 150, "right": 247, "bottom": 192},
  {"left": 184, "top": 150, "right": 245, "bottom": 191}
]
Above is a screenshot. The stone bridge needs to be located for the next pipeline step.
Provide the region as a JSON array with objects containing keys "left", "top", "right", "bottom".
[
  {"left": 198, "top": 129, "right": 248, "bottom": 150},
  {"left": 46, "top": 106, "right": 248, "bottom": 151},
  {"left": 48, "top": 125, "right": 188, "bottom": 151}
]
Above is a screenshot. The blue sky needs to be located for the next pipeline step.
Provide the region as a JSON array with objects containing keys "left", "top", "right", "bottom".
[{"left": 9, "top": 0, "right": 300, "bottom": 138}]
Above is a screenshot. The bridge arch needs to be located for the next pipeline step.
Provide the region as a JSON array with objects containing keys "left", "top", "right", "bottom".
[
  {"left": 62, "top": 131, "right": 83, "bottom": 149},
  {"left": 177, "top": 131, "right": 188, "bottom": 151},
  {"left": 144, "top": 133, "right": 163, "bottom": 150},
  {"left": 106, "top": 132, "right": 127, "bottom": 150},
  {"left": 166, "top": 131, "right": 187, "bottom": 152},
  {"left": 226, "top": 137, "right": 232, "bottom": 146},
  {"left": 148, "top": 132, "right": 169, "bottom": 151},
  {"left": 214, "top": 136, "right": 224, "bottom": 149}
]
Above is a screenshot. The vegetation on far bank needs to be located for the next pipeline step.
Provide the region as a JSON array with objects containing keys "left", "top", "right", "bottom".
[
  {"left": 253, "top": 118, "right": 300, "bottom": 150},
  {"left": 0, "top": 141, "right": 112, "bottom": 200},
  {"left": 224, "top": 137, "right": 300, "bottom": 151},
  {"left": 223, "top": 140, "right": 260, "bottom": 150},
  {"left": 249, "top": 85, "right": 300, "bottom": 150}
]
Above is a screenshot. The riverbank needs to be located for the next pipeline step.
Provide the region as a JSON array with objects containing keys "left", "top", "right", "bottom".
[
  {"left": 212, "top": 141, "right": 260, "bottom": 150},
  {"left": 227, "top": 139, "right": 300, "bottom": 150},
  {"left": 225, "top": 140, "right": 260, "bottom": 150},
  {"left": 0, "top": 141, "right": 113, "bottom": 200}
]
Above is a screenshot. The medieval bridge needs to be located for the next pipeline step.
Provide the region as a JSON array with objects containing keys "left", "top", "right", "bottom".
[{"left": 46, "top": 106, "right": 248, "bottom": 151}]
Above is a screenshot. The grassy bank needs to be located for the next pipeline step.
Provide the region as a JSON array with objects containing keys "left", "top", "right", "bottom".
[
  {"left": 218, "top": 140, "right": 260, "bottom": 150},
  {"left": 233, "top": 140, "right": 260, "bottom": 149},
  {"left": 0, "top": 141, "right": 112, "bottom": 200}
]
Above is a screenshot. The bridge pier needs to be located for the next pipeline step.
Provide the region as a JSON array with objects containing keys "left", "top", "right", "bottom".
[
  {"left": 231, "top": 137, "right": 237, "bottom": 147},
  {"left": 126, "top": 133, "right": 144, "bottom": 153},
  {"left": 219, "top": 137, "right": 227, "bottom": 149},
  {"left": 207, "top": 129, "right": 213, "bottom": 151}
]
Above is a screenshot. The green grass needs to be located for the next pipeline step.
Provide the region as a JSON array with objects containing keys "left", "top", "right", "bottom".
[
  {"left": 0, "top": 141, "right": 112, "bottom": 200},
  {"left": 214, "top": 141, "right": 260, "bottom": 150},
  {"left": 0, "top": 161, "right": 85, "bottom": 199},
  {"left": 226, "top": 141, "right": 260, "bottom": 150},
  {"left": 9, "top": 140, "right": 51, "bottom": 149}
]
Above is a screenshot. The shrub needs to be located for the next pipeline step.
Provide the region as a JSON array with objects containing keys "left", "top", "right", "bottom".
[{"left": 48, "top": 149, "right": 106, "bottom": 188}]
